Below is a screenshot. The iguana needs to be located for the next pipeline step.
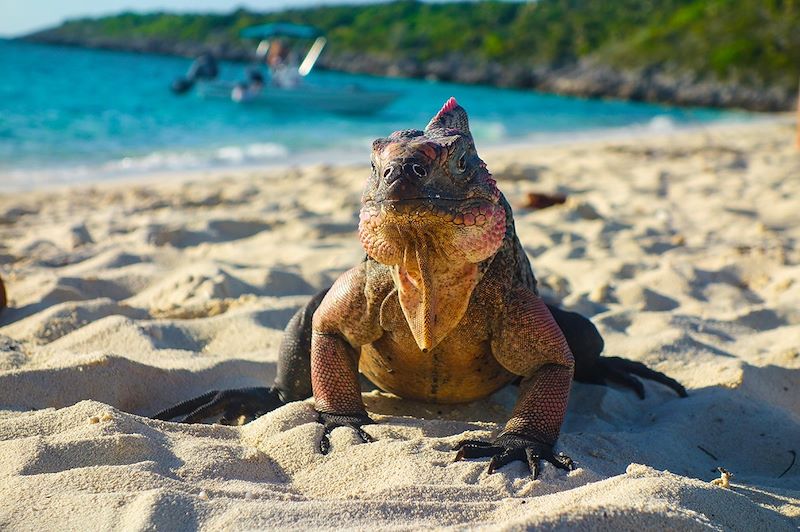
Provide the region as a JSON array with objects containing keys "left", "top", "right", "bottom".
[{"left": 154, "top": 98, "right": 686, "bottom": 478}]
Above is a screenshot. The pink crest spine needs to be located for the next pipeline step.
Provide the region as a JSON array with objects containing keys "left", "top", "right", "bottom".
[{"left": 434, "top": 97, "right": 459, "bottom": 120}]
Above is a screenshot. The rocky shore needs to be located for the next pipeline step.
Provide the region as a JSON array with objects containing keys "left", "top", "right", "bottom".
[{"left": 21, "top": 32, "right": 797, "bottom": 112}]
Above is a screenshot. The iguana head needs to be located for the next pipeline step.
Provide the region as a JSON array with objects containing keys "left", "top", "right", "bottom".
[
  {"left": 358, "top": 98, "right": 506, "bottom": 351},
  {"left": 359, "top": 97, "right": 506, "bottom": 267}
]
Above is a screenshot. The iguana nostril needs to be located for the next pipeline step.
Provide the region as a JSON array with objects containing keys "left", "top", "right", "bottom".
[
  {"left": 412, "top": 164, "right": 427, "bottom": 178},
  {"left": 384, "top": 167, "right": 394, "bottom": 179}
]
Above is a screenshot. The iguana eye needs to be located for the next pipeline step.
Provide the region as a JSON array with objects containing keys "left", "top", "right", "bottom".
[{"left": 456, "top": 153, "right": 467, "bottom": 173}]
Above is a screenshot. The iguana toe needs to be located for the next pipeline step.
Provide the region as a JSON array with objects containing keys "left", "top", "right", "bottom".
[
  {"left": 454, "top": 432, "right": 575, "bottom": 479},
  {"left": 316, "top": 411, "right": 375, "bottom": 454}
]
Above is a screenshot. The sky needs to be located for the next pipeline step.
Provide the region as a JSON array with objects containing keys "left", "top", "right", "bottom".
[{"left": 0, "top": 0, "right": 390, "bottom": 37}]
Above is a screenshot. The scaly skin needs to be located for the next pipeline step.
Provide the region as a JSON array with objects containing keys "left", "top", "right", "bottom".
[
  {"left": 153, "top": 97, "right": 688, "bottom": 478},
  {"left": 311, "top": 98, "right": 576, "bottom": 474}
]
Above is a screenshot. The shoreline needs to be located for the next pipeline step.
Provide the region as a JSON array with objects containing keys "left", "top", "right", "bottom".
[{"left": 0, "top": 112, "right": 785, "bottom": 195}]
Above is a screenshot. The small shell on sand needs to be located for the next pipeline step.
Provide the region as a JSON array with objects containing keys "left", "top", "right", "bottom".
[
  {"left": 710, "top": 467, "right": 732, "bottom": 488},
  {"left": 198, "top": 491, "right": 209, "bottom": 501},
  {"left": 88, "top": 413, "right": 112, "bottom": 424}
]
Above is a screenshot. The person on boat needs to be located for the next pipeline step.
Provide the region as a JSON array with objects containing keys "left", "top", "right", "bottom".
[
  {"left": 231, "top": 70, "right": 265, "bottom": 102},
  {"left": 267, "top": 39, "right": 301, "bottom": 88}
]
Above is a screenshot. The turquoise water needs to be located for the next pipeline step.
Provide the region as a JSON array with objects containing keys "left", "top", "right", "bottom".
[{"left": 0, "top": 40, "right": 741, "bottom": 189}]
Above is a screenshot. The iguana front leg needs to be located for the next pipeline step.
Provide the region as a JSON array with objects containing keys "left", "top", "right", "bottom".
[
  {"left": 311, "top": 331, "right": 374, "bottom": 453},
  {"left": 455, "top": 288, "right": 575, "bottom": 478},
  {"left": 310, "top": 264, "right": 383, "bottom": 453}
]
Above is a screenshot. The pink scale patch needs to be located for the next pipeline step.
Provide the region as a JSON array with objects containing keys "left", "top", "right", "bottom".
[{"left": 456, "top": 205, "right": 506, "bottom": 263}]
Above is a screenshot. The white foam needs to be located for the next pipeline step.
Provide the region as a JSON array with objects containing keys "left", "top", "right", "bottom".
[
  {"left": 647, "top": 115, "right": 677, "bottom": 132},
  {"left": 0, "top": 142, "right": 292, "bottom": 191},
  {"left": 110, "top": 142, "right": 290, "bottom": 172},
  {"left": 214, "top": 143, "right": 289, "bottom": 163}
]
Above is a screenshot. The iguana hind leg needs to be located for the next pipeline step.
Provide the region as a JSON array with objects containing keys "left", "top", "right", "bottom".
[
  {"left": 545, "top": 304, "right": 687, "bottom": 398},
  {"left": 151, "top": 289, "right": 329, "bottom": 423}
]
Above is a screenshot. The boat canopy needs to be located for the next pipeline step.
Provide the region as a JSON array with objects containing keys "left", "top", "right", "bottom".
[{"left": 240, "top": 23, "right": 323, "bottom": 40}]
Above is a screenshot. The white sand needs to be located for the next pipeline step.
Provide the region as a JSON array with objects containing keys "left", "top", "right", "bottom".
[{"left": 0, "top": 119, "right": 798, "bottom": 530}]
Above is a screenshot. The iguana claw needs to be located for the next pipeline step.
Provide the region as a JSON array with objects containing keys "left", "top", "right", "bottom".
[
  {"left": 316, "top": 411, "right": 375, "bottom": 454},
  {"left": 453, "top": 432, "right": 575, "bottom": 479}
]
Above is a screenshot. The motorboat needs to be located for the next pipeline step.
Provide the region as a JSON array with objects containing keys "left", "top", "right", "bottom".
[{"left": 171, "top": 23, "right": 401, "bottom": 115}]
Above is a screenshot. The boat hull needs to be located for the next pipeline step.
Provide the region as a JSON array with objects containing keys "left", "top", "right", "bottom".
[{"left": 198, "top": 82, "right": 400, "bottom": 115}]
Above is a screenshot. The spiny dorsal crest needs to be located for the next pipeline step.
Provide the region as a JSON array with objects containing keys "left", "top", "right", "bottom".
[
  {"left": 390, "top": 129, "right": 424, "bottom": 139},
  {"left": 425, "top": 97, "right": 471, "bottom": 137}
]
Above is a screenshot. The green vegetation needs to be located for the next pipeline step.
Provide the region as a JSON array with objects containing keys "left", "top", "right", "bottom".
[
  {"left": 603, "top": 0, "right": 800, "bottom": 88},
  {"left": 33, "top": 0, "right": 800, "bottom": 90}
]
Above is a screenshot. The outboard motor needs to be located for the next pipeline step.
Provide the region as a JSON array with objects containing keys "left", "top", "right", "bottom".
[
  {"left": 170, "top": 77, "right": 194, "bottom": 94},
  {"left": 171, "top": 53, "right": 219, "bottom": 95}
]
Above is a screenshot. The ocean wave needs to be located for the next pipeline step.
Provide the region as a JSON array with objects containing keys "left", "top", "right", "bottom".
[
  {"left": 110, "top": 142, "right": 290, "bottom": 172},
  {"left": 647, "top": 115, "right": 677, "bottom": 132},
  {"left": 470, "top": 120, "right": 508, "bottom": 141},
  {"left": 0, "top": 142, "right": 293, "bottom": 190}
]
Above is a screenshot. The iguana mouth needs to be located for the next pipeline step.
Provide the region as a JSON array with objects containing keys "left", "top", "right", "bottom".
[
  {"left": 379, "top": 197, "right": 467, "bottom": 203},
  {"left": 358, "top": 198, "right": 506, "bottom": 266},
  {"left": 363, "top": 197, "right": 498, "bottom": 225},
  {"left": 367, "top": 197, "right": 472, "bottom": 212}
]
